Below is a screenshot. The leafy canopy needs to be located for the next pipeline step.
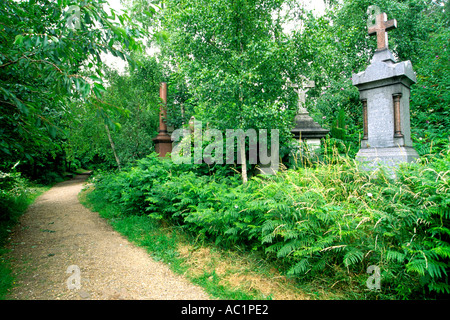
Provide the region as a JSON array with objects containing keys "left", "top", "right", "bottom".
[{"left": 0, "top": 0, "right": 143, "bottom": 174}]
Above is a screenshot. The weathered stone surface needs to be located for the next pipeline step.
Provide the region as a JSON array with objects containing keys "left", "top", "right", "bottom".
[
  {"left": 352, "top": 12, "right": 419, "bottom": 171},
  {"left": 352, "top": 52, "right": 417, "bottom": 148},
  {"left": 291, "top": 112, "right": 329, "bottom": 141},
  {"left": 368, "top": 12, "right": 397, "bottom": 51},
  {"left": 289, "top": 78, "right": 329, "bottom": 148},
  {"left": 356, "top": 146, "right": 419, "bottom": 174},
  {"left": 352, "top": 55, "right": 416, "bottom": 87}
]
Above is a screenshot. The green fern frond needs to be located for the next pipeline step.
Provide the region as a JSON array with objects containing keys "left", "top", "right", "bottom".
[
  {"left": 431, "top": 245, "right": 450, "bottom": 259},
  {"left": 428, "top": 226, "right": 450, "bottom": 237},
  {"left": 428, "top": 281, "right": 450, "bottom": 294},
  {"left": 386, "top": 250, "right": 406, "bottom": 263},
  {"left": 406, "top": 258, "right": 427, "bottom": 276},
  {"left": 343, "top": 249, "right": 364, "bottom": 267},
  {"left": 265, "top": 242, "right": 283, "bottom": 254},
  {"left": 426, "top": 259, "right": 448, "bottom": 279},
  {"left": 287, "top": 259, "right": 310, "bottom": 276},
  {"left": 276, "top": 240, "right": 298, "bottom": 258},
  {"left": 312, "top": 257, "right": 328, "bottom": 272}
]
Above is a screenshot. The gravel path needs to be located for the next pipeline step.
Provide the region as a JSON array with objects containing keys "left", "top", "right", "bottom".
[{"left": 5, "top": 174, "right": 210, "bottom": 300}]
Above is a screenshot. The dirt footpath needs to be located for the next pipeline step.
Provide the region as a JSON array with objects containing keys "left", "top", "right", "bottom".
[{"left": 5, "top": 174, "right": 210, "bottom": 300}]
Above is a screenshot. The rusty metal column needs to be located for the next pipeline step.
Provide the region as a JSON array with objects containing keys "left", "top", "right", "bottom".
[
  {"left": 393, "top": 93, "right": 403, "bottom": 138},
  {"left": 159, "top": 82, "right": 168, "bottom": 133},
  {"left": 153, "top": 82, "right": 173, "bottom": 157}
]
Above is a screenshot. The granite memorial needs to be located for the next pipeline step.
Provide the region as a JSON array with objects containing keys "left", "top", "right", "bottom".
[{"left": 352, "top": 9, "right": 419, "bottom": 171}]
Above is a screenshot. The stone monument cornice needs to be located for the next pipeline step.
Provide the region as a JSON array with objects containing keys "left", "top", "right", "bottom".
[{"left": 352, "top": 52, "right": 416, "bottom": 88}]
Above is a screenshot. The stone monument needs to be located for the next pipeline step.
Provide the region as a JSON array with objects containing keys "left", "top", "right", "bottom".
[
  {"left": 352, "top": 10, "right": 419, "bottom": 170},
  {"left": 289, "top": 78, "right": 329, "bottom": 151},
  {"left": 153, "top": 82, "right": 173, "bottom": 157}
]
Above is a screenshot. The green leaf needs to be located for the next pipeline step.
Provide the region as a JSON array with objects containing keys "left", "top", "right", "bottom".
[
  {"left": 92, "top": 82, "right": 106, "bottom": 98},
  {"left": 49, "top": 126, "right": 57, "bottom": 138},
  {"left": 287, "top": 259, "right": 310, "bottom": 276},
  {"left": 406, "top": 258, "right": 427, "bottom": 276},
  {"left": 14, "top": 34, "right": 24, "bottom": 45}
]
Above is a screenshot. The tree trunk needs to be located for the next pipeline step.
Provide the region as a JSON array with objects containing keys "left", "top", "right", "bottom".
[
  {"left": 105, "top": 124, "right": 121, "bottom": 170},
  {"left": 239, "top": 134, "right": 248, "bottom": 184}
]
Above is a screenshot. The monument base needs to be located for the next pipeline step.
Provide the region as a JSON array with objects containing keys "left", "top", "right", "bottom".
[
  {"left": 356, "top": 146, "right": 419, "bottom": 174},
  {"left": 153, "top": 132, "right": 173, "bottom": 158}
]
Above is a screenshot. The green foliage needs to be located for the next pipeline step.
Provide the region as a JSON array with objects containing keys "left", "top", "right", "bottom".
[
  {"left": 0, "top": 169, "right": 29, "bottom": 226},
  {"left": 65, "top": 56, "right": 163, "bottom": 170},
  {"left": 90, "top": 146, "right": 450, "bottom": 299},
  {"left": 330, "top": 108, "right": 348, "bottom": 141},
  {"left": 0, "top": 0, "right": 144, "bottom": 178},
  {"left": 82, "top": 185, "right": 273, "bottom": 300},
  {"left": 410, "top": 27, "right": 450, "bottom": 156},
  {"left": 0, "top": 163, "right": 52, "bottom": 243},
  {"left": 2, "top": 0, "right": 448, "bottom": 300},
  {"left": 160, "top": 0, "right": 303, "bottom": 182}
]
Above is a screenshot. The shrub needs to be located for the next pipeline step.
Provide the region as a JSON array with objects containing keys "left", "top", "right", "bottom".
[
  {"left": 89, "top": 147, "right": 450, "bottom": 299},
  {"left": 0, "top": 167, "right": 32, "bottom": 225}
]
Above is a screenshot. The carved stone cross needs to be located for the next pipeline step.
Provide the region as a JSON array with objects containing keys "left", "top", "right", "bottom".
[
  {"left": 288, "top": 79, "right": 315, "bottom": 114},
  {"left": 368, "top": 13, "right": 397, "bottom": 51}
]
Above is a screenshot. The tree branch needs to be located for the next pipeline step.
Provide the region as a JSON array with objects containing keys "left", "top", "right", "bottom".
[{"left": 0, "top": 52, "right": 37, "bottom": 69}]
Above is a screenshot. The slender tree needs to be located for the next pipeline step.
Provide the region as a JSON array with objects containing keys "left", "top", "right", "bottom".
[{"left": 161, "top": 0, "right": 302, "bottom": 182}]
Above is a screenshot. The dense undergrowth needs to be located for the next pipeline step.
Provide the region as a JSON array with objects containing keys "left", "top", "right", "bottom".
[
  {"left": 88, "top": 147, "right": 450, "bottom": 299},
  {"left": 0, "top": 167, "right": 52, "bottom": 299}
]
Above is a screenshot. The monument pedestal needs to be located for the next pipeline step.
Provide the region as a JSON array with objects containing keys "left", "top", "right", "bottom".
[
  {"left": 291, "top": 110, "right": 329, "bottom": 151},
  {"left": 353, "top": 48, "right": 419, "bottom": 171},
  {"left": 153, "top": 131, "right": 173, "bottom": 157},
  {"left": 289, "top": 79, "right": 329, "bottom": 153},
  {"left": 352, "top": 11, "right": 420, "bottom": 173},
  {"left": 356, "top": 146, "right": 419, "bottom": 170}
]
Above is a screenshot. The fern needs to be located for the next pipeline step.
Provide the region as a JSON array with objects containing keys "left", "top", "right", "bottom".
[
  {"left": 343, "top": 249, "right": 364, "bottom": 268},
  {"left": 89, "top": 145, "right": 450, "bottom": 298},
  {"left": 276, "top": 240, "right": 303, "bottom": 258},
  {"left": 287, "top": 259, "right": 311, "bottom": 276},
  {"left": 406, "top": 258, "right": 427, "bottom": 276},
  {"left": 430, "top": 245, "right": 450, "bottom": 259},
  {"left": 311, "top": 257, "right": 328, "bottom": 273},
  {"left": 386, "top": 250, "right": 406, "bottom": 263},
  {"left": 428, "top": 281, "right": 450, "bottom": 295}
]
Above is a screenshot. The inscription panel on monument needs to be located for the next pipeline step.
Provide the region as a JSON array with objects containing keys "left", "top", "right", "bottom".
[{"left": 367, "top": 90, "right": 394, "bottom": 148}]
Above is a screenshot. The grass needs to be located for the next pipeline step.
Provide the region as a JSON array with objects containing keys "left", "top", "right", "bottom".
[
  {"left": 78, "top": 184, "right": 342, "bottom": 300},
  {"left": 0, "top": 183, "right": 52, "bottom": 300}
]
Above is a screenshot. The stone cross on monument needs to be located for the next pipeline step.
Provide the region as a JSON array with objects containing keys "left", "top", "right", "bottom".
[
  {"left": 368, "top": 12, "right": 397, "bottom": 51},
  {"left": 289, "top": 78, "right": 329, "bottom": 151},
  {"left": 290, "top": 79, "right": 315, "bottom": 114},
  {"left": 353, "top": 7, "right": 418, "bottom": 173}
]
